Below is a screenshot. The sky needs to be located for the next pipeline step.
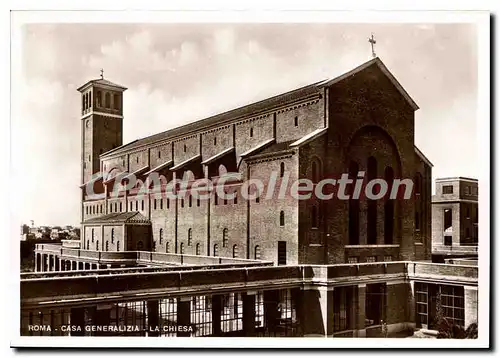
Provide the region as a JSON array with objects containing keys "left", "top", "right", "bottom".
[{"left": 11, "top": 23, "right": 479, "bottom": 226}]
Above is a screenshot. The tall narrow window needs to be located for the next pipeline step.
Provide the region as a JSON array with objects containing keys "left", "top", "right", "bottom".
[
  {"left": 277, "top": 241, "right": 287, "bottom": 265},
  {"left": 250, "top": 127, "right": 254, "bottom": 137},
  {"left": 89, "top": 91, "right": 92, "bottom": 108},
  {"left": 96, "top": 91, "right": 102, "bottom": 107},
  {"left": 213, "top": 244, "right": 219, "bottom": 257},
  {"left": 213, "top": 137, "right": 217, "bottom": 146},
  {"left": 180, "top": 243, "right": 185, "bottom": 254},
  {"left": 117, "top": 241, "right": 120, "bottom": 251},
  {"left": 311, "top": 206, "right": 318, "bottom": 228},
  {"left": 183, "top": 144, "right": 187, "bottom": 152},
  {"left": 280, "top": 162, "right": 285, "bottom": 178},
  {"left": 294, "top": 116, "right": 298, "bottom": 126},
  {"left": 96, "top": 240, "right": 99, "bottom": 251},
  {"left": 119, "top": 202, "right": 122, "bottom": 212},
  {"left": 222, "top": 228, "right": 228, "bottom": 247},
  {"left": 196, "top": 243, "right": 201, "bottom": 256},
  {"left": 105, "top": 92, "right": 111, "bottom": 108},
  {"left": 312, "top": 159, "right": 321, "bottom": 183},
  {"left": 111, "top": 228, "right": 114, "bottom": 244},
  {"left": 160, "top": 199, "right": 163, "bottom": 210},
  {"left": 367, "top": 156, "right": 377, "bottom": 245},
  {"left": 105, "top": 241, "right": 109, "bottom": 252},
  {"left": 279, "top": 211, "right": 285, "bottom": 226},
  {"left": 384, "top": 166, "right": 394, "bottom": 244},
  {"left": 91, "top": 228, "right": 94, "bottom": 242},
  {"left": 254, "top": 245, "right": 261, "bottom": 260},
  {"left": 197, "top": 198, "right": 200, "bottom": 207},
  {"left": 113, "top": 94, "right": 119, "bottom": 110},
  {"left": 141, "top": 200, "right": 144, "bottom": 211},
  {"left": 114, "top": 202, "right": 118, "bottom": 212},
  {"left": 154, "top": 199, "right": 157, "bottom": 210},
  {"left": 233, "top": 244, "right": 239, "bottom": 258},
  {"left": 159, "top": 229, "right": 163, "bottom": 245},
  {"left": 135, "top": 201, "right": 138, "bottom": 211},
  {"left": 189, "top": 195, "right": 192, "bottom": 207},
  {"left": 166, "top": 242, "right": 170, "bottom": 253},
  {"left": 188, "top": 228, "right": 192, "bottom": 246}
]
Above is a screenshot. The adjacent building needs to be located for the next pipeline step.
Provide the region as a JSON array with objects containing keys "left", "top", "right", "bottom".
[{"left": 432, "top": 177, "right": 478, "bottom": 261}]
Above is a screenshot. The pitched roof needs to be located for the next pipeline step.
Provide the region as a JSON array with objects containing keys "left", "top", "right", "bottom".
[
  {"left": 290, "top": 128, "right": 327, "bottom": 148},
  {"left": 102, "top": 82, "right": 323, "bottom": 157},
  {"left": 77, "top": 78, "right": 128, "bottom": 92},
  {"left": 414, "top": 145, "right": 434, "bottom": 167},
  {"left": 101, "top": 57, "right": 418, "bottom": 158},
  {"left": 83, "top": 212, "right": 150, "bottom": 224}
]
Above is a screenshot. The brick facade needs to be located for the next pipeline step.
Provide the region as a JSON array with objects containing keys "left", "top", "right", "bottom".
[{"left": 80, "top": 58, "right": 433, "bottom": 265}]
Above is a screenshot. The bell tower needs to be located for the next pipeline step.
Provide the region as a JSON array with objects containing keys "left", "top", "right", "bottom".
[{"left": 77, "top": 73, "right": 127, "bottom": 185}]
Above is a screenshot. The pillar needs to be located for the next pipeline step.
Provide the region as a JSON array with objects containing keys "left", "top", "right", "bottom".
[
  {"left": 34, "top": 254, "right": 38, "bottom": 272},
  {"left": 211, "top": 294, "right": 222, "bottom": 337},
  {"left": 147, "top": 300, "right": 160, "bottom": 337},
  {"left": 54, "top": 258, "right": 60, "bottom": 271},
  {"left": 70, "top": 307, "right": 86, "bottom": 336},
  {"left": 243, "top": 292, "right": 256, "bottom": 337},
  {"left": 464, "top": 286, "right": 478, "bottom": 329},
  {"left": 93, "top": 305, "right": 112, "bottom": 336},
  {"left": 177, "top": 297, "right": 191, "bottom": 337},
  {"left": 355, "top": 284, "right": 366, "bottom": 337},
  {"left": 263, "top": 290, "right": 280, "bottom": 336},
  {"left": 301, "top": 286, "right": 334, "bottom": 337}
]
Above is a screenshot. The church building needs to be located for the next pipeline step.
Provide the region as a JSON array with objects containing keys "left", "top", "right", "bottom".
[{"left": 78, "top": 57, "right": 433, "bottom": 265}]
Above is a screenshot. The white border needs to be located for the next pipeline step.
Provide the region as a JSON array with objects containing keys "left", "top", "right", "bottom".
[{"left": 8, "top": 7, "right": 490, "bottom": 350}]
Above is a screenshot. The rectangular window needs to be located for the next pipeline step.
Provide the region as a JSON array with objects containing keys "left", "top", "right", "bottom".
[
  {"left": 443, "top": 185, "right": 453, "bottom": 194},
  {"left": 154, "top": 199, "right": 157, "bottom": 210},
  {"left": 444, "top": 235, "right": 452, "bottom": 246},
  {"left": 415, "top": 283, "right": 428, "bottom": 328},
  {"left": 333, "top": 286, "right": 351, "bottom": 332},
  {"left": 440, "top": 285, "right": 465, "bottom": 327},
  {"left": 365, "top": 283, "right": 386, "bottom": 327},
  {"left": 277, "top": 241, "right": 287, "bottom": 266},
  {"left": 348, "top": 257, "right": 358, "bottom": 264},
  {"left": 366, "top": 256, "right": 376, "bottom": 263},
  {"left": 383, "top": 255, "right": 393, "bottom": 262}
]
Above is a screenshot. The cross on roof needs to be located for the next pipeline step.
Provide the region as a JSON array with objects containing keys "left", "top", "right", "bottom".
[
  {"left": 100, "top": 68, "right": 104, "bottom": 79},
  {"left": 368, "top": 33, "right": 377, "bottom": 58}
]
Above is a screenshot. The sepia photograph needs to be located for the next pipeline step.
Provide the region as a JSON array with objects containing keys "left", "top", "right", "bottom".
[{"left": 9, "top": 8, "right": 490, "bottom": 349}]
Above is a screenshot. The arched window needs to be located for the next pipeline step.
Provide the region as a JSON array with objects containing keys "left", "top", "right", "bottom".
[
  {"left": 233, "top": 244, "right": 239, "bottom": 258},
  {"left": 166, "top": 242, "right": 170, "bottom": 253},
  {"left": 367, "top": 156, "right": 378, "bottom": 245},
  {"left": 312, "top": 158, "right": 322, "bottom": 183},
  {"left": 188, "top": 228, "right": 192, "bottom": 246},
  {"left": 311, "top": 206, "right": 318, "bottom": 228},
  {"left": 137, "top": 241, "right": 143, "bottom": 250},
  {"left": 280, "top": 162, "right": 285, "bottom": 178},
  {"left": 96, "top": 91, "right": 102, "bottom": 107},
  {"left": 159, "top": 229, "right": 163, "bottom": 245},
  {"left": 196, "top": 243, "right": 201, "bottom": 256},
  {"left": 88, "top": 91, "right": 92, "bottom": 108},
  {"left": 180, "top": 243, "right": 185, "bottom": 254},
  {"left": 96, "top": 240, "right": 99, "bottom": 251},
  {"left": 385, "top": 167, "right": 395, "bottom": 244},
  {"left": 222, "top": 228, "right": 228, "bottom": 247},
  {"left": 348, "top": 160, "right": 360, "bottom": 245},
  {"left": 280, "top": 211, "right": 285, "bottom": 226},
  {"left": 111, "top": 228, "right": 114, "bottom": 244},
  {"left": 105, "top": 92, "right": 111, "bottom": 108},
  {"left": 105, "top": 241, "right": 109, "bottom": 251},
  {"left": 213, "top": 244, "right": 219, "bottom": 257},
  {"left": 117, "top": 241, "right": 120, "bottom": 251},
  {"left": 91, "top": 228, "right": 95, "bottom": 242},
  {"left": 254, "top": 245, "right": 261, "bottom": 260},
  {"left": 113, "top": 94, "right": 119, "bottom": 110},
  {"left": 114, "top": 202, "right": 118, "bottom": 212}
]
